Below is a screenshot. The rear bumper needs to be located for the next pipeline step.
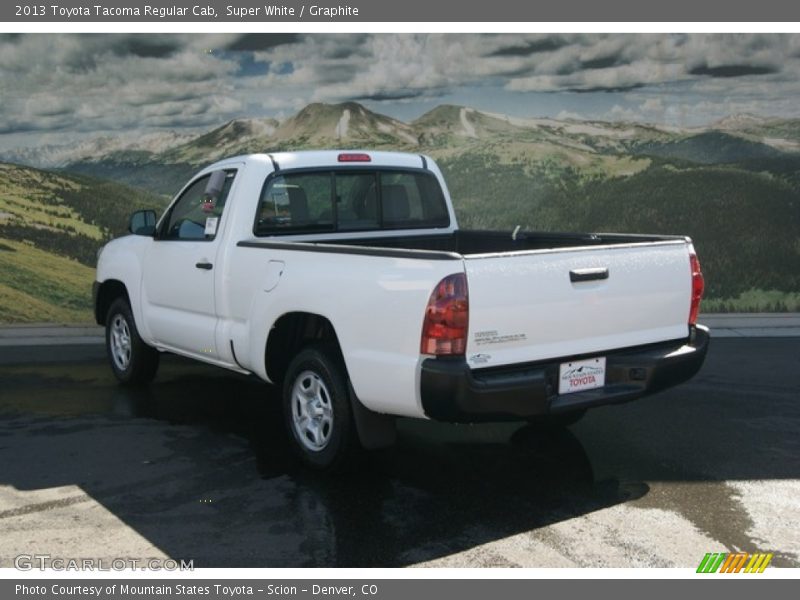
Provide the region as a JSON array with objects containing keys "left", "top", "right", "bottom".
[{"left": 420, "top": 325, "right": 710, "bottom": 423}]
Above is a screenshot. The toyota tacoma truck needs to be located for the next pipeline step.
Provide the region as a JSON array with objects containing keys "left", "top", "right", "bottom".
[{"left": 94, "top": 150, "right": 709, "bottom": 469}]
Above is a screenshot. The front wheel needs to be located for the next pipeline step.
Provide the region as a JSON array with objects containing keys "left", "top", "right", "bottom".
[
  {"left": 282, "top": 345, "right": 360, "bottom": 471},
  {"left": 105, "top": 298, "right": 160, "bottom": 385}
]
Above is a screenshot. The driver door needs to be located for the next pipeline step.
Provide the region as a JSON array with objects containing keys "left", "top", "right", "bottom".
[{"left": 141, "top": 169, "right": 237, "bottom": 359}]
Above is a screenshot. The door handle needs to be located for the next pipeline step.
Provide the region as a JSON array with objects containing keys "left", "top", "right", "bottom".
[
  {"left": 570, "top": 267, "right": 608, "bottom": 282},
  {"left": 195, "top": 262, "right": 213, "bottom": 270}
]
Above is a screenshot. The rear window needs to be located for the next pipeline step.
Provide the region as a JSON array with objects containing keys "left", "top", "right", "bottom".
[{"left": 254, "top": 169, "right": 449, "bottom": 236}]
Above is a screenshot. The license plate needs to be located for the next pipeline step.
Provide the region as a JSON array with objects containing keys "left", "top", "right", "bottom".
[{"left": 558, "top": 357, "right": 606, "bottom": 394}]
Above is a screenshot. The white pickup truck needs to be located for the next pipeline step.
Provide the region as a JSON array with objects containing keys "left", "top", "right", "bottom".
[{"left": 94, "top": 150, "right": 709, "bottom": 469}]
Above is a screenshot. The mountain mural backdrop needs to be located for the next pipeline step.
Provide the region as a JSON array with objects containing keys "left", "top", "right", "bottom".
[{"left": 1, "top": 101, "right": 799, "bottom": 323}]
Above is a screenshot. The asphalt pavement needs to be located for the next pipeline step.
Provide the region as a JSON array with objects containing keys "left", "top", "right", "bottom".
[{"left": 0, "top": 336, "right": 798, "bottom": 568}]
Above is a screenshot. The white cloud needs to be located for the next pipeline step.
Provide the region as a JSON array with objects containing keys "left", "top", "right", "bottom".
[
  {"left": 2, "top": 33, "right": 800, "bottom": 146},
  {"left": 641, "top": 98, "right": 664, "bottom": 113},
  {"left": 607, "top": 104, "right": 641, "bottom": 122},
  {"left": 0, "top": 34, "right": 244, "bottom": 135}
]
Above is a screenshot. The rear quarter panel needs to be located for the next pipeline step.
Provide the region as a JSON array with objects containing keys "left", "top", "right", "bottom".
[{"left": 225, "top": 244, "right": 464, "bottom": 418}]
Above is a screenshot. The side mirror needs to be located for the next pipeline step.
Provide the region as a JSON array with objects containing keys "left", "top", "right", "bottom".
[{"left": 129, "top": 210, "right": 157, "bottom": 236}]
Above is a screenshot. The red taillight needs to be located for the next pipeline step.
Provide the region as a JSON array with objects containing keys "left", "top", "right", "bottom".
[
  {"left": 689, "top": 251, "right": 704, "bottom": 326},
  {"left": 337, "top": 153, "right": 371, "bottom": 162},
  {"left": 421, "top": 273, "right": 469, "bottom": 356}
]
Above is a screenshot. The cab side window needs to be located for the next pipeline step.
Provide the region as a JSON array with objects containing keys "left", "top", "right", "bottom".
[{"left": 161, "top": 170, "right": 236, "bottom": 241}]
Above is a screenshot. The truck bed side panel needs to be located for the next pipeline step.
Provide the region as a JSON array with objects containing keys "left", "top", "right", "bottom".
[{"left": 223, "top": 244, "right": 462, "bottom": 418}]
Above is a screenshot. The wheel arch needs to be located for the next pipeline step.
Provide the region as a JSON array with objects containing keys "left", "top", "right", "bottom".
[
  {"left": 266, "top": 311, "right": 397, "bottom": 451},
  {"left": 94, "top": 279, "right": 130, "bottom": 325},
  {"left": 264, "top": 311, "right": 344, "bottom": 386}
]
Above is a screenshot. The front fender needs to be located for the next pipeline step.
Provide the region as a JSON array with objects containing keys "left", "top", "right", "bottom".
[{"left": 95, "top": 236, "right": 151, "bottom": 342}]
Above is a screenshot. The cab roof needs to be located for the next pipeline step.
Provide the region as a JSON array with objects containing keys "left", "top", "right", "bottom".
[{"left": 214, "top": 150, "right": 429, "bottom": 172}]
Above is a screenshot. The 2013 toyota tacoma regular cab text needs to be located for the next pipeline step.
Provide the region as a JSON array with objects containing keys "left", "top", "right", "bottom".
[{"left": 93, "top": 150, "right": 709, "bottom": 469}]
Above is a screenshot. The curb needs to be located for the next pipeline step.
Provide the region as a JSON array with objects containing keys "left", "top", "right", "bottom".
[
  {"left": 698, "top": 314, "right": 800, "bottom": 338},
  {"left": 0, "top": 324, "right": 104, "bottom": 347},
  {"left": 1, "top": 315, "right": 799, "bottom": 346}
]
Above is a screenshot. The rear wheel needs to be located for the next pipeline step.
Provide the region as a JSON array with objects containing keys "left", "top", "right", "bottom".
[
  {"left": 282, "top": 345, "right": 360, "bottom": 471},
  {"left": 105, "top": 298, "right": 159, "bottom": 385}
]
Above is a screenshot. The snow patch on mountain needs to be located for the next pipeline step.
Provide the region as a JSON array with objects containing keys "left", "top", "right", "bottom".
[
  {"left": 459, "top": 108, "right": 477, "bottom": 138},
  {"left": 335, "top": 109, "right": 351, "bottom": 139}
]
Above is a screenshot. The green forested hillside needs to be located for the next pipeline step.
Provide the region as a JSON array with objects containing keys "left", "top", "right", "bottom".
[
  {"left": 0, "top": 239, "right": 96, "bottom": 323},
  {"left": 0, "top": 163, "right": 167, "bottom": 322},
  {"left": 632, "top": 131, "right": 784, "bottom": 164},
  {"left": 65, "top": 157, "right": 197, "bottom": 197}
]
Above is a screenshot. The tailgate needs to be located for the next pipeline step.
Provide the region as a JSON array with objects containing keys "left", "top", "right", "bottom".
[{"left": 464, "top": 241, "right": 692, "bottom": 369}]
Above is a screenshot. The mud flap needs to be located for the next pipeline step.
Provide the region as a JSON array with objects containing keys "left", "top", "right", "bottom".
[{"left": 348, "top": 382, "right": 397, "bottom": 449}]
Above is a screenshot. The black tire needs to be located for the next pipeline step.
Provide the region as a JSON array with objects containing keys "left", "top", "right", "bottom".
[
  {"left": 105, "top": 297, "right": 160, "bottom": 385},
  {"left": 282, "top": 344, "right": 360, "bottom": 471},
  {"left": 526, "top": 408, "right": 587, "bottom": 430}
]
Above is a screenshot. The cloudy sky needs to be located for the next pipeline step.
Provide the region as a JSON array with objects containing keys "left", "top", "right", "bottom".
[{"left": 2, "top": 33, "right": 800, "bottom": 151}]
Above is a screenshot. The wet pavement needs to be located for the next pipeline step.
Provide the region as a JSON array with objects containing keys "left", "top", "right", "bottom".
[{"left": 0, "top": 338, "right": 798, "bottom": 568}]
